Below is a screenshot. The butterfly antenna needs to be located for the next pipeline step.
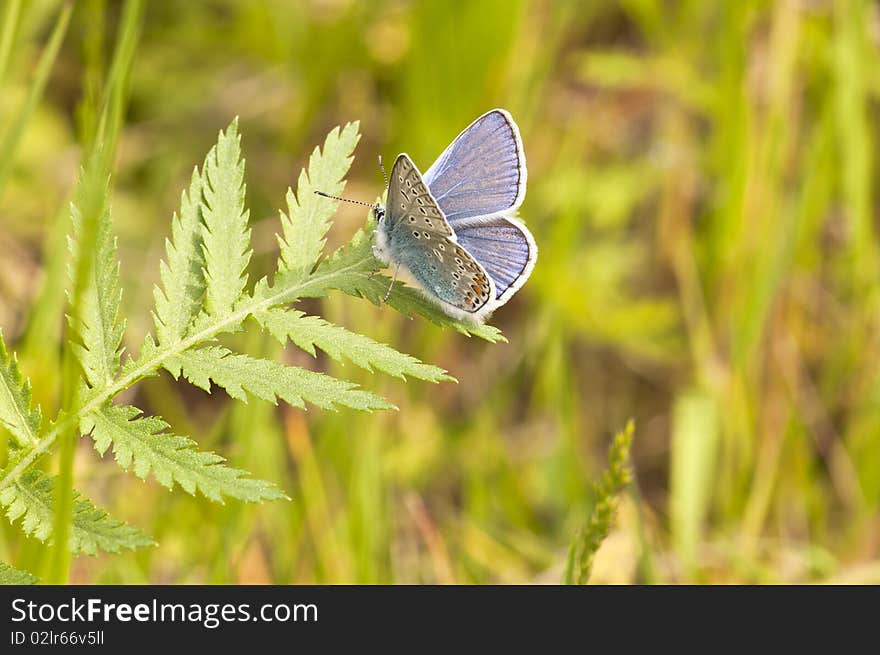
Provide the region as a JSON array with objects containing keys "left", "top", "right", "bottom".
[
  {"left": 378, "top": 155, "right": 389, "bottom": 190},
  {"left": 383, "top": 264, "right": 400, "bottom": 303},
  {"left": 314, "top": 191, "right": 377, "bottom": 208}
]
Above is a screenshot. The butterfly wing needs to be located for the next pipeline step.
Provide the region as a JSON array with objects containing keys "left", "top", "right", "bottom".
[
  {"left": 421, "top": 110, "right": 535, "bottom": 307},
  {"left": 452, "top": 214, "right": 537, "bottom": 306},
  {"left": 383, "top": 154, "right": 494, "bottom": 317},
  {"left": 422, "top": 109, "right": 527, "bottom": 223},
  {"left": 385, "top": 153, "right": 454, "bottom": 236}
]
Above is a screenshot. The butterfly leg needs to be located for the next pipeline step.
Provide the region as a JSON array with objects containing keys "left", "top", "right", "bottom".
[
  {"left": 368, "top": 244, "right": 383, "bottom": 280},
  {"left": 382, "top": 263, "right": 400, "bottom": 303}
]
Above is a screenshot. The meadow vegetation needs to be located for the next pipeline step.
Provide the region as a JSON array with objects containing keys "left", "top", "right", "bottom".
[{"left": 0, "top": 0, "right": 878, "bottom": 583}]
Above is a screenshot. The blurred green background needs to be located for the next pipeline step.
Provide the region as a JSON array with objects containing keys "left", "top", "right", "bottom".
[{"left": 2, "top": 0, "right": 880, "bottom": 583}]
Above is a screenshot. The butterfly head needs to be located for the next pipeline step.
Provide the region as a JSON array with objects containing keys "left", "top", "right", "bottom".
[{"left": 373, "top": 204, "right": 386, "bottom": 224}]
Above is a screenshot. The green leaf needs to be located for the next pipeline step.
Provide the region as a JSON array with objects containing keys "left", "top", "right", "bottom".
[
  {"left": 153, "top": 167, "right": 207, "bottom": 345},
  {"left": 0, "top": 469, "right": 154, "bottom": 555},
  {"left": 297, "top": 224, "right": 506, "bottom": 342},
  {"left": 167, "top": 345, "right": 393, "bottom": 411},
  {"left": 0, "top": 330, "right": 41, "bottom": 448},
  {"left": 0, "top": 560, "right": 38, "bottom": 585},
  {"left": 82, "top": 404, "right": 286, "bottom": 503},
  {"left": 252, "top": 306, "right": 454, "bottom": 383},
  {"left": 201, "top": 118, "right": 252, "bottom": 318},
  {"left": 277, "top": 121, "right": 360, "bottom": 278},
  {"left": 69, "top": 202, "right": 125, "bottom": 391}
]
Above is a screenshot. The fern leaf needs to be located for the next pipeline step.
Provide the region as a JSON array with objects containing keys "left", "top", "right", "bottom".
[
  {"left": 202, "top": 118, "right": 252, "bottom": 317},
  {"left": 0, "top": 469, "right": 154, "bottom": 555},
  {"left": 297, "top": 224, "right": 506, "bottom": 342},
  {"left": 167, "top": 345, "right": 392, "bottom": 411},
  {"left": 154, "top": 167, "right": 207, "bottom": 345},
  {"left": 81, "top": 404, "right": 286, "bottom": 503},
  {"left": 0, "top": 560, "right": 38, "bottom": 585},
  {"left": 0, "top": 330, "right": 41, "bottom": 448},
  {"left": 69, "top": 203, "right": 125, "bottom": 390},
  {"left": 252, "top": 306, "right": 454, "bottom": 382},
  {"left": 277, "top": 121, "right": 360, "bottom": 278}
]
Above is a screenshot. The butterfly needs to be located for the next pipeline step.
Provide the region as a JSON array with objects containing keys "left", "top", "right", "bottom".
[{"left": 319, "top": 109, "right": 536, "bottom": 324}]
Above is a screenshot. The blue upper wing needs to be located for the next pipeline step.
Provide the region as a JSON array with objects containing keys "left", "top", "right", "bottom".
[
  {"left": 452, "top": 214, "right": 536, "bottom": 304},
  {"left": 423, "top": 109, "right": 527, "bottom": 223}
]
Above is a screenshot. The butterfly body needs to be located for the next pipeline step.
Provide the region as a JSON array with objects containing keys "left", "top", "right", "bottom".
[{"left": 373, "top": 109, "right": 536, "bottom": 324}]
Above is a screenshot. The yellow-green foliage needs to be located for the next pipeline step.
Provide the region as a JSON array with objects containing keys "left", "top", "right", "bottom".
[{"left": 1, "top": 0, "right": 880, "bottom": 584}]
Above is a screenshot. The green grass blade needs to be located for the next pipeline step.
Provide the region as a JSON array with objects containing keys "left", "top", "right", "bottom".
[
  {"left": 50, "top": 0, "right": 144, "bottom": 585},
  {"left": 0, "top": 0, "right": 23, "bottom": 89},
  {"left": 669, "top": 390, "right": 719, "bottom": 575},
  {"left": 0, "top": 0, "right": 71, "bottom": 195}
]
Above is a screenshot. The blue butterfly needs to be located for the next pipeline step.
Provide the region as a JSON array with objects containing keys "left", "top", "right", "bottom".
[{"left": 372, "top": 109, "right": 536, "bottom": 324}]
